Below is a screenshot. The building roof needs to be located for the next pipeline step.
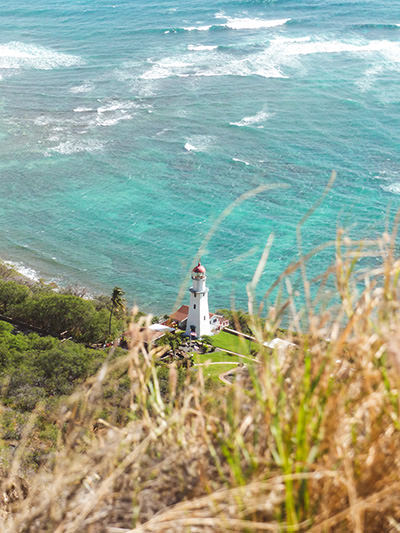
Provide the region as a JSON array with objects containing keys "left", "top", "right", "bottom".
[
  {"left": 193, "top": 261, "right": 206, "bottom": 274},
  {"left": 169, "top": 305, "right": 226, "bottom": 324},
  {"left": 169, "top": 305, "right": 189, "bottom": 323},
  {"left": 148, "top": 324, "right": 174, "bottom": 333}
]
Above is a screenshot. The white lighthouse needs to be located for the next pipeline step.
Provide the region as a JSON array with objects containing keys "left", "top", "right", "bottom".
[{"left": 185, "top": 261, "right": 212, "bottom": 338}]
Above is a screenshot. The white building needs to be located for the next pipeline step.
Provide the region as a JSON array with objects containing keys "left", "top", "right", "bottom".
[
  {"left": 167, "top": 261, "right": 229, "bottom": 337},
  {"left": 185, "top": 261, "right": 212, "bottom": 338}
]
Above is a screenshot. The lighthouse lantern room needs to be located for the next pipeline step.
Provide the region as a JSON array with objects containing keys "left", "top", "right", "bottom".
[{"left": 185, "top": 261, "right": 212, "bottom": 338}]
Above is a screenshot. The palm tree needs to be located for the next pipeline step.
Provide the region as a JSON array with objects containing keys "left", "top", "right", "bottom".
[{"left": 108, "top": 286, "right": 126, "bottom": 336}]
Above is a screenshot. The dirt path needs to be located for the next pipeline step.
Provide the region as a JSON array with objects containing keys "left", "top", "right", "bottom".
[{"left": 219, "top": 366, "right": 241, "bottom": 385}]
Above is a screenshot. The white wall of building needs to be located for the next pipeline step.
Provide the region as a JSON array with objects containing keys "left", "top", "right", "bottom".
[{"left": 186, "top": 267, "right": 211, "bottom": 337}]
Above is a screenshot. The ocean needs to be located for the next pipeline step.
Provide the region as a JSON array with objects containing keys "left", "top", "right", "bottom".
[{"left": 0, "top": 0, "right": 399, "bottom": 314}]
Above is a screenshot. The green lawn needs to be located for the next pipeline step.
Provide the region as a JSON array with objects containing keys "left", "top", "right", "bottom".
[
  {"left": 210, "top": 331, "right": 259, "bottom": 356},
  {"left": 192, "top": 350, "right": 254, "bottom": 380},
  {"left": 193, "top": 350, "right": 244, "bottom": 364},
  {"left": 197, "top": 363, "right": 239, "bottom": 379}
]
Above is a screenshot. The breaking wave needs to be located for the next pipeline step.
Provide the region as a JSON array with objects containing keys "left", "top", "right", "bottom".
[
  {"left": 96, "top": 100, "right": 138, "bottom": 114},
  {"left": 268, "top": 36, "right": 400, "bottom": 58},
  {"left": 140, "top": 35, "right": 400, "bottom": 82},
  {"left": 69, "top": 82, "right": 94, "bottom": 94},
  {"left": 0, "top": 41, "right": 83, "bottom": 70},
  {"left": 182, "top": 15, "right": 290, "bottom": 32},
  {"left": 184, "top": 135, "right": 215, "bottom": 152},
  {"left": 183, "top": 25, "right": 213, "bottom": 32},
  {"left": 46, "top": 138, "right": 105, "bottom": 156},
  {"left": 73, "top": 106, "right": 94, "bottom": 113},
  {"left": 96, "top": 114, "right": 133, "bottom": 127},
  {"left": 230, "top": 109, "right": 270, "bottom": 127},
  {"left": 232, "top": 158, "right": 250, "bottom": 165},
  {"left": 140, "top": 51, "right": 284, "bottom": 79},
  {"left": 217, "top": 15, "right": 291, "bottom": 30},
  {"left": 4, "top": 261, "right": 40, "bottom": 282},
  {"left": 187, "top": 44, "right": 218, "bottom": 51},
  {"left": 381, "top": 182, "right": 400, "bottom": 195}
]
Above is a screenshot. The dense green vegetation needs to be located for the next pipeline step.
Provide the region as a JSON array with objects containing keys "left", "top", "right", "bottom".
[
  {"left": 0, "top": 279, "right": 124, "bottom": 343},
  {"left": 0, "top": 321, "right": 106, "bottom": 412}
]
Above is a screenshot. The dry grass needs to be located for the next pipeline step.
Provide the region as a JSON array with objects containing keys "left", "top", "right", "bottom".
[{"left": 1, "top": 226, "right": 400, "bottom": 532}]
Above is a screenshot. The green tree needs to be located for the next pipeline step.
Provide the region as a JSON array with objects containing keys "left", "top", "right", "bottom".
[
  {"left": 0, "top": 281, "right": 29, "bottom": 315},
  {"left": 216, "top": 308, "right": 253, "bottom": 336},
  {"left": 158, "top": 332, "right": 181, "bottom": 357},
  {"left": 109, "top": 287, "right": 126, "bottom": 336}
]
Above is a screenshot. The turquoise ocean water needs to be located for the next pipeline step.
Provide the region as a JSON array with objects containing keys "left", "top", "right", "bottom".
[{"left": 0, "top": 0, "right": 399, "bottom": 313}]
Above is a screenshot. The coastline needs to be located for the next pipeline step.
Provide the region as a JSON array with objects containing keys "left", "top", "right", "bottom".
[
  {"left": 0, "top": 257, "right": 166, "bottom": 318},
  {"left": 0, "top": 257, "right": 99, "bottom": 300}
]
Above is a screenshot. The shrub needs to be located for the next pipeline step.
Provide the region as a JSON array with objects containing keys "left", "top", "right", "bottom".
[
  {"left": 0, "top": 281, "right": 29, "bottom": 315},
  {"left": 0, "top": 280, "right": 123, "bottom": 344},
  {"left": 0, "top": 322, "right": 106, "bottom": 410}
]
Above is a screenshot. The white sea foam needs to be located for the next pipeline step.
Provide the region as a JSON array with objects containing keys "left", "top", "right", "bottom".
[
  {"left": 140, "top": 51, "right": 284, "bottom": 79},
  {"left": 266, "top": 37, "right": 400, "bottom": 90},
  {"left": 381, "top": 182, "right": 400, "bottom": 195},
  {"left": 34, "top": 115, "right": 54, "bottom": 126},
  {"left": 141, "top": 57, "right": 194, "bottom": 79},
  {"left": 69, "top": 82, "right": 94, "bottom": 94},
  {"left": 184, "top": 143, "right": 196, "bottom": 152},
  {"left": 230, "top": 109, "right": 270, "bottom": 127},
  {"left": 222, "top": 16, "right": 291, "bottom": 30},
  {"left": 267, "top": 36, "right": 400, "bottom": 59},
  {"left": 96, "top": 113, "right": 132, "bottom": 127},
  {"left": 0, "top": 41, "right": 83, "bottom": 70},
  {"left": 250, "top": 36, "right": 400, "bottom": 82},
  {"left": 97, "top": 100, "right": 138, "bottom": 113},
  {"left": 187, "top": 44, "right": 218, "bottom": 51},
  {"left": 184, "top": 135, "right": 215, "bottom": 152},
  {"left": 232, "top": 158, "right": 250, "bottom": 165},
  {"left": 182, "top": 15, "right": 290, "bottom": 32},
  {"left": 4, "top": 261, "right": 40, "bottom": 282},
  {"left": 94, "top": 100, "right": 140, "bottom": 127},
  {"left": 150, "top": 35, "right": 400, "bottom": 85},
  {"left": 183, "top": 25, "right": 212, "bottom": 32},
  {"left": 73, "top": 106, "right": 93, "bottom": 113},
  {"left": 46, "top": 138, "right": 104, "bottom": 155}
]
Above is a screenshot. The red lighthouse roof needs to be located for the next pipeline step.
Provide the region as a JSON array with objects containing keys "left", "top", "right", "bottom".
[{"left": 193, "top": 261, "right": 206, "bottom": 274}]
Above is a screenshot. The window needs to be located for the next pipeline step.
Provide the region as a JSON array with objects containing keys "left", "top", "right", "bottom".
[
  {"left": 204, "top": 316, "right": 206, "bottom": 320},
  {"left": 194, "top": 304, "right": 196, "bottom": 309}
]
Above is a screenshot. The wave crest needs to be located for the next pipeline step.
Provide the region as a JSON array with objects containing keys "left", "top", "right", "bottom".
[
  {"left": 0, "top": 41, "right": 83, "bottom": 70},
  {"left": 181, "top": 15, "right": 290, "bottom": 33},
  {"left": 187, "top": 44, "right": 218, "bottom": 51},
  {"left": 70, "top": 82, "right": 94, "bottom": 94},
  {"left": 4, "top": 261, "right": 40, "bottom": 282},
  {"left": 222, "top": 16, "right": 291, "bottom": 30},
  {"left": 46, "top": 139, "right": 105, "bottom": 156},
  {"left": 230, "top": 109, "right": 270, "bottom": 127},
  {"left": 140, "top": 51, "right": 284, "bottom": 80},
  {"left": 184, "top": 135, "right": 215, "bottom": 153}
]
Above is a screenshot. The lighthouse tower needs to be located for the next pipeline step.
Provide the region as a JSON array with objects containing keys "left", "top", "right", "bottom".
[{"left": 186, "top": 261, "right": 211, "bottom": 338}]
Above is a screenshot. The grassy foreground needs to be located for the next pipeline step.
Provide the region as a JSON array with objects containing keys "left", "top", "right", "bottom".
[{"left": 1, "top": 230, "right": 400, "bottom": 532}]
